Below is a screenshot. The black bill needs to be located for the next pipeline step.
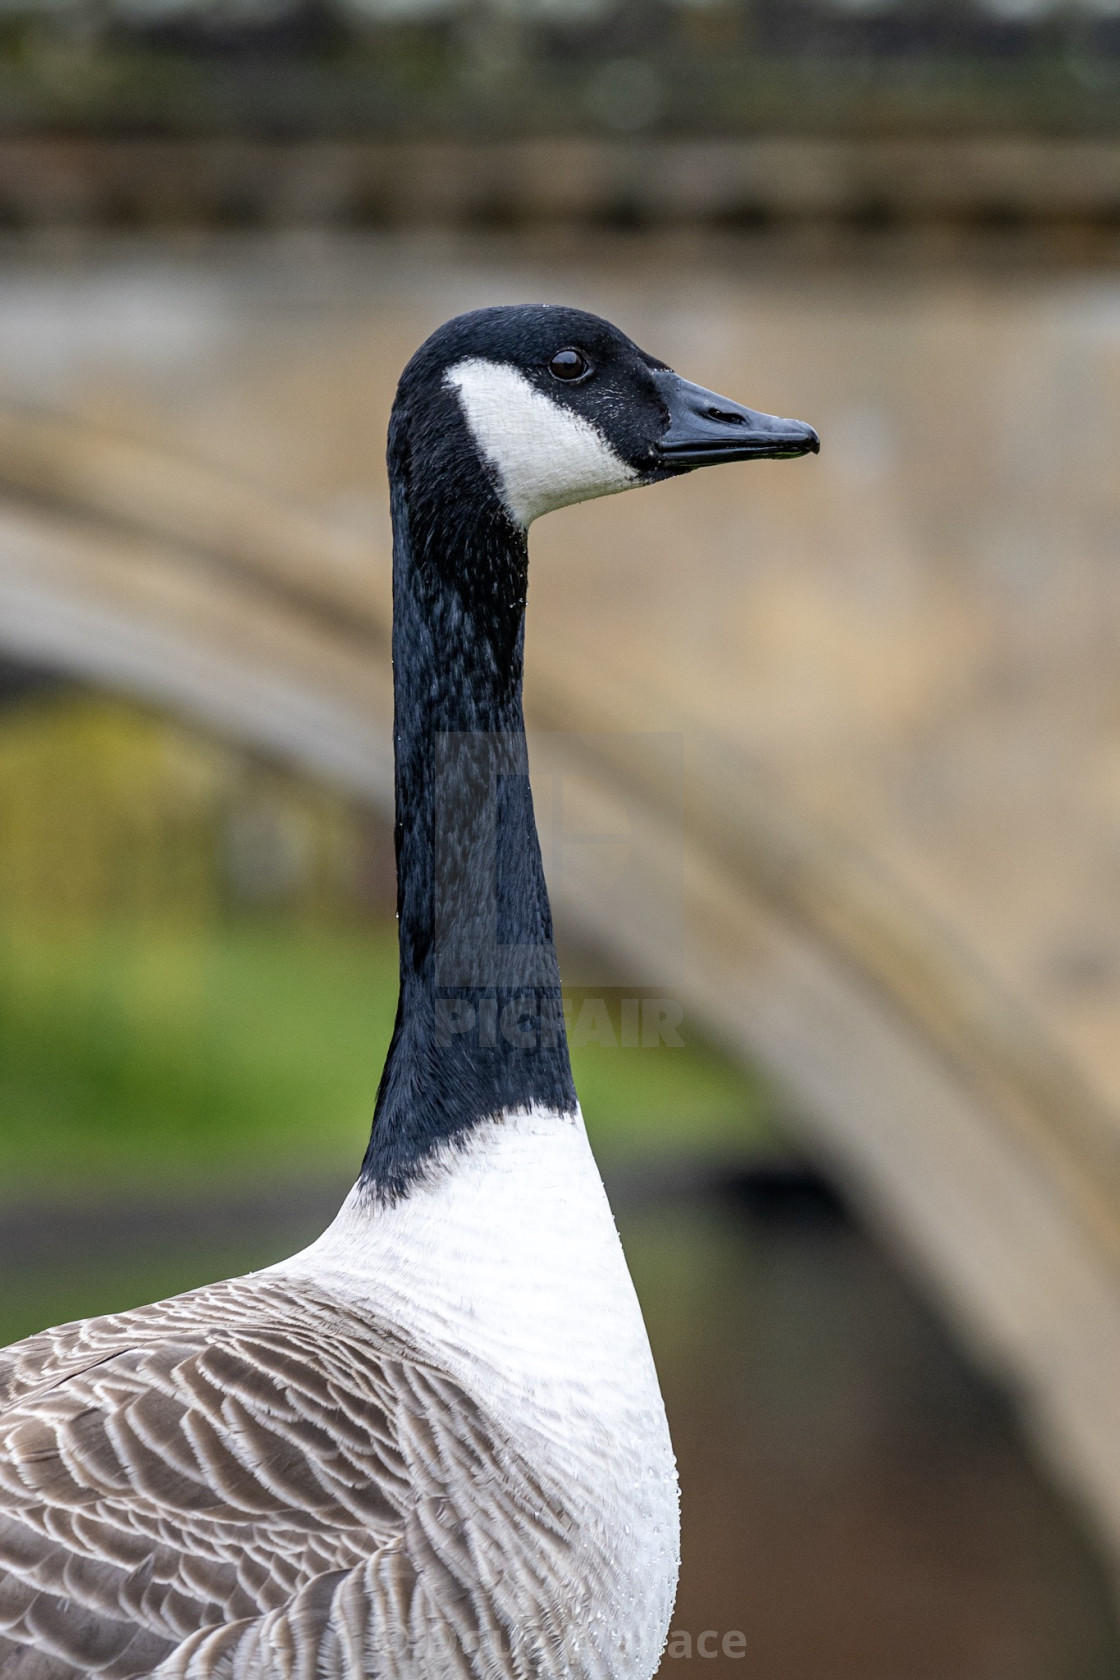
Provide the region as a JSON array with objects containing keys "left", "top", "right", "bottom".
[{"left": 652, "top": 369, "right": 819, "bottom": 468}]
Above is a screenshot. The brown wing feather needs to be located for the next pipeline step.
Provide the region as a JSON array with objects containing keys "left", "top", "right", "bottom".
[{"left": 0, "top": 1277, "right": 575, "bottom": 1680}]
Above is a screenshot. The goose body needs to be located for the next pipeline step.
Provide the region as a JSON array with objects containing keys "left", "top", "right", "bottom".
[{"left": 0, "top": 307, "right": 817, "bottom": 1680}]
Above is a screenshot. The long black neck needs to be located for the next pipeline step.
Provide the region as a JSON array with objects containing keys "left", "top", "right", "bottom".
[{"left": 361, "top": 395, "right": 577, "bottom": 1195}]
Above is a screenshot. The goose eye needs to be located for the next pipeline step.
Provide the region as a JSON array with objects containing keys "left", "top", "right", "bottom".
[{"left": 549, "top": 348, "right": 591, "bottom": 382}]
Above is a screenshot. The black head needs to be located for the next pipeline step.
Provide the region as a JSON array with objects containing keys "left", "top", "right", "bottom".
[{"left": 394, "top": 304, "right": 819, "bottom": 529}]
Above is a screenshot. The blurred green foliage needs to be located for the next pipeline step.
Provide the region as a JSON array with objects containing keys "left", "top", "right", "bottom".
[
  {"left": 2, "top": 46, "right": 1119, "bottom": 142},
  {"left": 0, "top": 693, "right": 365, "bottom": 931},
  {"left": 1, "top": 2, "right": 1120, "bottom": 141}
]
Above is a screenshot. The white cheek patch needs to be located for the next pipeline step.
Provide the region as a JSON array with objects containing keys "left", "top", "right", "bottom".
[{"left": 446, "top": 357, "right": 639, "bottom": 527}]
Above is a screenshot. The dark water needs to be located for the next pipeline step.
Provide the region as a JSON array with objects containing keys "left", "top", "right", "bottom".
[
  {"left": 628, "top": 1191, "right": 1120, "bottom": 1680},
  {"left": 2, "top": 1178, "right": 1119, "bottom": 1679}
]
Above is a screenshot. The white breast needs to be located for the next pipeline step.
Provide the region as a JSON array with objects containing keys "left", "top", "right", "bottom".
[
  {"left": 446, "top": 359, "right": 638, "bottom": 526},
  {"left": 273, "top": 1107, "right": 679, "bottom": 1680}
]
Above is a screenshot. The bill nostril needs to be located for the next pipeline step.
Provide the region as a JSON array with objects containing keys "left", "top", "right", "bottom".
[{"left": 706, "top": 406, "right": 746, "bottom": 425}]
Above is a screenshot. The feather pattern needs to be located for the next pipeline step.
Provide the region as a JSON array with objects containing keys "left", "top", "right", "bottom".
[{"left": 0, "top": 1274, "right": 595, "bottom": 1680}]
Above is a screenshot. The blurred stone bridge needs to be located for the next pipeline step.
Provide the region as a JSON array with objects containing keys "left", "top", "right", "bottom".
[{"left": 1, "top": 247, "right": 1120, "bottom": 1580}]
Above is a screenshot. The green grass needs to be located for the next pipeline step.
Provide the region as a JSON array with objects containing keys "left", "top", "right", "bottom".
[
  {"left": 0, "top": 921, "right": 400, "bottom": 1195},
  {"left": 0, "top": 918, "right": 773, "bottom": 1201}
]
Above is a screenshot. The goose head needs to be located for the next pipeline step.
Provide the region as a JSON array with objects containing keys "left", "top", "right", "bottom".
[{"left": 397, "top": 303, "right": 819, "bottom": 530}]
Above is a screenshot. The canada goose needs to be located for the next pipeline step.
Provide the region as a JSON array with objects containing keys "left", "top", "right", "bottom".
[{"left": 0, "top": 305, "right": 817, "bottom": 1680}]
